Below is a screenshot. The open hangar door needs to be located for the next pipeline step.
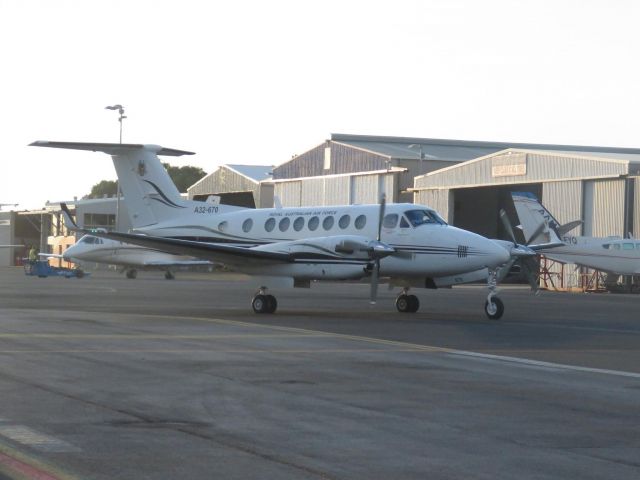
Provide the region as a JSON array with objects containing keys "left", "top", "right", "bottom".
[{"left": 452, "top": 184, "right": 541, "bottom": 242}]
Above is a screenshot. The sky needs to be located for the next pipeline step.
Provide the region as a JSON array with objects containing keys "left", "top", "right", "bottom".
[{"left": 1, "top": 0, "right": 638, "bottom": 209}]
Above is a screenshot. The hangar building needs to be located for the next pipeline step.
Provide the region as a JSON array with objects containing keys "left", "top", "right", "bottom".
[
  {"left": 270, "top": 134, "right": 514, "bottom": 207},
  {"left": 413, "top": 146, "right": 640, "bottom": 239},
  {"left": 187, "top": 164, "right": 274, "bottom": 208},
  {"left": 412, "top": 146, "right": 640, "bottom": 289}
]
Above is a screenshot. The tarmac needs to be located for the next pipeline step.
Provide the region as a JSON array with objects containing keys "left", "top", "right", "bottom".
[{"left": 0, "top": 267, "right": 639, "bottom": 479}]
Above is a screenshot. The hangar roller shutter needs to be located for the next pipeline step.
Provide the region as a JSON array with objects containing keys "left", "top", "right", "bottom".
[
  {"left": 542, "top": 181, "right": 583, "bottom": 234},
  {"left": 584, "top": 179, "right": 625, "bottom": 237},
  {"left": 276, "top": 181, "right": 301, "bottom": 207}
]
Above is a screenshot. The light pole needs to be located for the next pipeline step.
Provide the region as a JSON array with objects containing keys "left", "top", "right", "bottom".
[
  {"left": 105, "top": 104, "right": 126, "bottom": 230},
  {"left": 105, "top": 104, "right": 126, "bottom": 143},
  {"left": 408, "top": 143, "right": 425, "bottom": 173}
]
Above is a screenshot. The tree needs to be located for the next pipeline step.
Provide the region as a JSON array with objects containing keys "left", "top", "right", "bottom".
[
  {"left": 162, "top": 163, "right": 207, "bottom": 193},
  {"left": 86, "top": 163, "right": 207, "bottom": 198},
  {"left": 86, "top": 180, "right": 118, "bottom": 199}
]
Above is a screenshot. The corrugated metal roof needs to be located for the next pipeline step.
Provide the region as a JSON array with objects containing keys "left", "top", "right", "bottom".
[
  {"left": 225, "top": 164, "right": 273, "bottom": 182},
  {"left": 330, "top": 133, "right": 640, "bottom": 162},
  {"left": 332, "top": 139, "right": 498, "bottom": 162}
]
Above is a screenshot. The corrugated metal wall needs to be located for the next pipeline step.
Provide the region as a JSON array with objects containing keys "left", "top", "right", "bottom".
[
  {"left": 634, "top": 178, "right": 640, "bottom": 237},
  {"left": 324, "top": 177, "right": 350, "bottom": 205},
  {"left": 351, "top": 175, "right": 378, "bottom": 204},
  {"left": 300, "top": 178, "right": 324, "bottom": 206},
  {"left": 584, "top": 179, "right": 625, "bottom": 237},
  {"left": 542, "top": 181, "right": 583, "bottom": 231},
  {"left": 415, "top": 189, "right": 452, "bottom": 222},
  {"left": 276, "top": 181, "right": 302, "bottom": 207},
  {"left": 415, "top": 151, "right": 628, "bottom": 190},
  {"left": 272, "top": 142, "right": 390, "bottom": 179},
  {"left": 275, "top": 173, "right": 395, "bottom": 207},
  {"left": 188, "top": 167, "right": 258, "bottom": 198}
]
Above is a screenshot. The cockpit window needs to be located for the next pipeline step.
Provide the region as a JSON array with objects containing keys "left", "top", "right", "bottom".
[
  {"left": 80, "top": 236, "right": 96, "bottom": 244},
  {"left": 404, "top": 209, "right": 447, "bottom": 226},
  {"left": 382, "top": 214, "right": 399, "bottom": 229}
]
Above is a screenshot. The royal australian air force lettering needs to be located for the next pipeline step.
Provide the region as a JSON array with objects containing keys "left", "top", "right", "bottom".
[{"left": 138, "top": 202, "right": 506, "bottom": 278}]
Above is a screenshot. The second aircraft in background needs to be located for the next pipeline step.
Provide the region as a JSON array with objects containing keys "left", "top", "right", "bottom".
[{"left": 45, "top": 233, "right": 213, "bottom": 280}]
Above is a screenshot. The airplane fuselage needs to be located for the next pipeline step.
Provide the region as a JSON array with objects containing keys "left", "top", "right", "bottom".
[
  {"left": 540, "top": 235, "right": 640, "bottom": 275},
  {"left": 133, "top": 202, "right": 509, "bottom": 282},
  {"left": 64, "top": 236, "right": 199, "bottom": 269}
]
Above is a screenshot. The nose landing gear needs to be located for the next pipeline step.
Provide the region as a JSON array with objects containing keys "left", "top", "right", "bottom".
[{"left": 485, "top": 268, "right": 504, "bottom": 319}]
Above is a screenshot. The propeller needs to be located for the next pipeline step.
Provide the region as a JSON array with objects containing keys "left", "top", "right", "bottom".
[
  {"left": 499, "top": 208, "right": 540, "bottom": 292},
  {"left": 370, "top": 194, "right": 387, "bottom": 304}
]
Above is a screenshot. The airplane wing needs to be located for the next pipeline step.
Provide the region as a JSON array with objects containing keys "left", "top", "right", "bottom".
[
  {"left": 38, "top": 253, "right": 63, "bottom": 259},
  {"left": 92, "top": 230, "right": 291, "bottom": 266},
  {"left": 143, "top": 259, "right": 214, "bottom": 267}
]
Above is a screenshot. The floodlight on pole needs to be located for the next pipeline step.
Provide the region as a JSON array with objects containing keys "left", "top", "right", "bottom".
[
  {"left": 105, "top": 104, "right": 126, "bottom": 230},
  {"left": 408, "top": 143, "right": 425, "bottom": 172},
  {"left": 105, "top": 104, "right": 126, "bottom": 144}
]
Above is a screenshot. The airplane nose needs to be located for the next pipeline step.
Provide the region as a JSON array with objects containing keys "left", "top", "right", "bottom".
[{"left": 487, "top": 239, "right": 511, "bottom": 267}]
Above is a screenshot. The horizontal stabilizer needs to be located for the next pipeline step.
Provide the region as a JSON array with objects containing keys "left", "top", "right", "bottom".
[
  {"left": 29, "top": 141, "right": 194, "bottom": 157},
  {"left": 557, "top": 220, "right": 583, "bottom": 236}
]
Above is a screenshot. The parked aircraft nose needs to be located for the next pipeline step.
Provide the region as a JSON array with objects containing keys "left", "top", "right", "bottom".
[{"left": 485, "top": 238, "right": 511, "bottom": 268}]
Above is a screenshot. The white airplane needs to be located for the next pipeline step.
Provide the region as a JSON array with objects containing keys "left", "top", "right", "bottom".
[
  {"left": 32, "top": 140, "right": 522, "bottom": 319},
  {"left": 44, "top": 233, "right": 213, "bottom": 279},
  {"left": 512, "top": 191, "right": 640, "bottom": 275}
]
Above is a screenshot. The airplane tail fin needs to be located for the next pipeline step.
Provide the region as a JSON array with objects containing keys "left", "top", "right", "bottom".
[
  {"left": 31, "top": 141, "right": 195, "bottom": 228},
  {"left": 511, "top": 192, "right": 563, "bottom": 245}
]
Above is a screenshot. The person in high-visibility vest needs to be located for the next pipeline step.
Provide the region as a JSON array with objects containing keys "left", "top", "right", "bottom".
[{"left": 28, "top": 245, "right": 37, "bottom": 264}]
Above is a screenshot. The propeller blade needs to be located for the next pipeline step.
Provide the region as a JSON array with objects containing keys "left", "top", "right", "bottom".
[
  {"left": 499, "top": 209, "right": 518, "bottom": 247},
  {"left": 377, "top": 193, "right": 386, "bottom": 242},
  {"left": 522, "top": 257, "right": 540, "bottom": 292},
  {"left": 370, "top": 259, "right": 380, "bottom": 304}
]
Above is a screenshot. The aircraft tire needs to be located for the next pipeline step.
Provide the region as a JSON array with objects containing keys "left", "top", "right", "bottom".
[
  {"left": 265, "top": 294, "right": 277, "bottom": 313},
  {"left": 252, "top": 294, "right": 269, "bottom": 313},
  {"left": 395, "top": 295, "right": 410, "bottom": 313},
  {"left": 126, "top": 269, "right": 137, "bottom": 279},
  {"left": 484, "top": 297, "right": 504, "bottom": 320},
  {"left": 407, "top": 294, "right": 419, "bottom": 313},
  {"left": 164, "top": 271, "right": 175, "bottom": 280},
  {"left": 75, "top": 269, "right": 84, "bottom": 279}
]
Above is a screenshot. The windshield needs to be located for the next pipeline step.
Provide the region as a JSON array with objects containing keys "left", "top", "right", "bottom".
[{"left": 404, "top": 209, "right": 447, "bottom": 226}]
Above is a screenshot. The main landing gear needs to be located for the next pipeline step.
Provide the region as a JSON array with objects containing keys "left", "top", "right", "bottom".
[
  {"left": 252, "top": 287, "right": 277, "bottom": 314},
  {"left": 125, "top": 268, "right": 137, "bottom": 279},
  {"left": 164, "top": 270, "right": 175, "bottom": 280},
  {"left": 484, "top": 268, "right": 504, "bottom": 320},
  {"left": 395, "top": 288, "right": 420, "bottom": 313}
]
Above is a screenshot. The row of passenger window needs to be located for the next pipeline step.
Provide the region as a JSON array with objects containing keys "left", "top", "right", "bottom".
[{"left": 229, "top": 214, "right": 368, "bottom": 234}]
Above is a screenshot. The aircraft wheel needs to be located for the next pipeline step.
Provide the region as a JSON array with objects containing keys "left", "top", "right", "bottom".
[
  {"left": 407, "top": 294, "right": 419, "bottom": 313},
  {"left": 395, "top": 294, "right": 411, "bottom": 313},
  {"left": 126, "top": 269, "right": 137, "bottom": 279},
  {"left": 75, "top": 269, "right": 84, "bottom": 279},
  {"left": 484, "top": 297, "right": 504, "bottom": 320},
  {"left": 164, "top": 271, "right": 175, "bottom": 280},
  {"left": 252, "top": 294, "right": 269, "bottom": 313},
  {"left": 265, "top": 294, "right": 277, "bottom": 313}
]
